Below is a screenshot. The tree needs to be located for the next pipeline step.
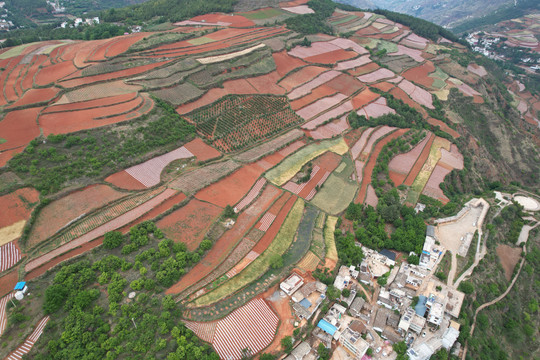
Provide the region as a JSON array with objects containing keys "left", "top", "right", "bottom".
[
  {"left": 341, "top": 288, "right": 351, "bottom": 298},
  {"left": 393, "top": 341, "right": 407, "bottom": 355},
  {"left": 103, "top": 231, "right": 124, "bottom": 249},
  {"left": 459, "top": 281, "right": 474, "bottom": 294},
  {"left": 281, "top": 336, "right": 293, "bottom": 353},
  {"left": 408, "top": 254, "right": 420, "bottom": 265},
  {"left": 317, "top": 343, "right": 331, "bottom": 360},
  {"left": 326, "top": 286, "right": 341, "bottom": 301},
  {"left": 43, "top": 284, "right": 68, "bottom": 314},
  {"left": 259, "top": 354, "right": 276, "bottom": 360},
  {"left": 269, "top": 254, "right": 284, "bottom": 269}
]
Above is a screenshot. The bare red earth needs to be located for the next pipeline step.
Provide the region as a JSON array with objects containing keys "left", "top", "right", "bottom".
[
  {"left": 166, "top": 185, "right": 282, "bottom": 295},
  {"left": 195, "top": 164, "right": 265, "bottom": 208},
  {"left": 184, "top": 138, "right": 221, "bottom": 162},
  {"left": 304, "top": 49, "right": 357, "bottom": 64},
  {"left": 324, "top": 73, "right": 364, "bottom": 96},
  {"left": 43, "top": 93, "right": 137, "bottom": 113},
  {"left": 105, "top": 33, "right": 148, "bottom": 58},
  {"left": 390, "top": 87, "right": 428, "bottom": 117},
  {"left": 402, "top": 62, "right": 435, "bottom": 88},
  {"left": 0, "top": 270, "right": 19, "bottom": 297},
  {"left": 105, "top": 171, "right": 147, "bottom": 190},
  {"left": 0, "top": 188, "right": 40, "bottom": 228},
  {"left": 426, "top": 118, "right": 460, "bottom": 138},
  {"left": 157, "top": 198, "right": 223, "bottom": 251},
  {"left": 355, "top": 129, "right": 407, "bottom": 203},
  {"left": 351, "top": 88, "right": 380, "bottom": 108},
  {"left": 34, "top": 61, "right": 78, "bottom": 86},
  {"left": 0, "top": 107, "right": 42, "bottom": 156},
  {"left": 7, "top": 87, "right": 60, "bottom": 108},
  {"left": 246, "top": 71, "right": 286, "bottom": 95},
  {"left": 290, "top": 85, "right": 335, "bottom": 111},
  {"left": 371, "top": 81, "right": 396, "bottom": 92},
  {"left": 403, "top": 133, "right": 435, "bottom": 186},
  {"left": 272, "top": 50, "right": 307, "bottom": 77},
  {"left": 252, "top": 195, "right": 297, "bottom": 254},
  {"left": 349, "top": 62, "right": 379, "bottom": 76},
  {"left": 278, "top": 66, "right": 328, "bottom": 92}
]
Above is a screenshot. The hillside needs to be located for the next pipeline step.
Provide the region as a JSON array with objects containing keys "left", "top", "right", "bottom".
[{"left": 0, "top": 0, "right": 538, "bottom": 359}]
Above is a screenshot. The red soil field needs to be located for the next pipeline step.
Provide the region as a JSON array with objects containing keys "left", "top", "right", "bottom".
[
  {"left": 246, "top": 71, "right": 286, "bottom": 95},
  {"left": 348, "top": 62, "right": 379, "bottom": 76},
  {"left": 60, "top": 60, "right": 171, "bottom": 88},
  {"left": 390, "top": 87, "right": 428, "bottom": 117},
  {"left": 388, "top": 133, "right": 430, "bottom": 186},
  {"left": 355, "top": 129, "right": 407, "bottom": 203},
  {"left": 157, "top": 198, "right": 222, "bottom": 251},
  {"left": 27, "top": 184, "right": 128, "bottom": 248},
  {"left": 324, "top": 73, "right": 364, "bottom": 96},
  {"left": 184, "top": 138, "right": 221, "bottom": 162},
  {"left": 496, "top": 244, "right": 522, "bottom": 281},
  {"left": 352, "top": 88, "right": 380, "bottom": 109},
  {"left": 403, "top": 133, "right": 435, "bottom": 186},
  {"left": 190, "top": 13, "right": 255, "bottom": 28},
  {"left": 371, "top": 81, "right": 395, "bottom": 92},
  {"left": 21, "top": 55, "right": 49, "bottom": 90},
  {"left": 106, "top": 33, "right": 148, "bottom": 58},
  {"left": 252, "top": 195, "right": 297, "bottom": 254},
  {"left": 344, "top": 128, "right": 365, "bottom": 147},
  {"left": 278, "top": 66, "right": 327, "bottom": 92},
  {"left": 7, "top": 87, "right": 60, "bottom": 108},
  {"left": 39, "top": 95, "right": 143, "bottom": 135},
  {"left": 0, "top": 270, "right": 19, "bottom": 298},
  {"left": 195, "top": 164, "right": 265, "bottom": 208},
  {"left": 166, "top": 185, "right": 282, "bottom": 295},
  {"left": 34, "top": 61, "right": 78, "bottom": 86},
  {"left": 290, "top": 85, "right": 335, "bottom": 111},
  {"left": 0, "top": 107, "right": 42, "bottom": 152},
  {"left": 5, "top": 63, "right": 25, "bottom": 102},
  {"left": 402, "top": 62, "right": 435, "bottom": 88},
  {"left": 0, "top": 56, "right": 23, "bottom": 105},
  {"left": 303, "top": 49, "right": 357, "bottom": 64},
  {"left": 272, "top": 51, "right": 307, "bottom": 77},
  {"left": 427, "top": 117, "right": 460, "bottom": 138},
  {"left": 389, "top": 170, "right": 406, "bottom": 186},
  {"left": 43, "top": 92, "right": 137, "bottom": 113},
  {"left": 105, "top": 171, "right": 146, "bottom": 190},
  {"left": 0, "top": 188, "right": 39, "bottom": 228},
  {"left": 0, "top": 148, "right": 23, "bottom": 167}
]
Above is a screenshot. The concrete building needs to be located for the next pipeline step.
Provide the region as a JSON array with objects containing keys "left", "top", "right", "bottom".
[
  {"left": 340, "top": 323, "right": 369, "bottom": 359},
  {"left": 291, "top": 280, "right": 326, "bottom": 320},
  {"left": 281, "top": 273, "right": 304, "bottom": 296}
]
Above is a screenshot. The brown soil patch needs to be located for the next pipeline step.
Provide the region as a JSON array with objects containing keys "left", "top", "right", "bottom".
[
  {"left": 496, "top": 244, "right": 522, "bottom": 281},
  {"left": 272, "top": 50, "right": 307, "bottom": 77},
  {"left": 184, "top": 138, "right": 221, "bottom": 162},
  {"left": 0, "top": 269, "right": 19, "bottom": 297},
  {"left": 324, "top": 73, "right": 364, "bottom": 96},
  {"left": 261, "top": 284, "right": 295, "bottom": 355},
  {"left": 304, "top": 49, "right": 357, "bottom": 64},
  {"left": 0, "top": 188, "right": 39, "bottom": 228},
  {"left": 105, "top": 171, "right": 147, "bottom": 190},
  {"left": 348, "top": 62, "right": 379, "bottom": 76}
]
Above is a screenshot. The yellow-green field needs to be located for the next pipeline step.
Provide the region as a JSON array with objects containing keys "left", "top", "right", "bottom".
[
  {"left": 265, "top": 137, "right": 348, "bottom": 186},
  {"left": 311, "top": 173, "right": 357, "bottom": 215},
  {"left": 324, "top": 216, "right": 338, "bottom": 264}
]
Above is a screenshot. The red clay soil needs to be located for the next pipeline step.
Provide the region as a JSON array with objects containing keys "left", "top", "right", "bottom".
[
  {"left": 5, "top": 63, "right": 25, "bottom": 102},
  {"left": 27, "top": 184, "right": 128, "bottom": 248},
  {"left": 324, "top": 73, "right": 364, "bottom": 96},
  {"left": 371, "top": 81, "right": 396, "bottom": 92},
  {"left": 426, "top": 118, "right": 460, "bottom": 138},
  {"left": 290, "top": 85, "right": 335, "bottom": 111},
  {"left": 349, "top": 62, "right": 380, "bottom": 76},
  {"left": 105, "top": 33, "right": 148, "bottom": 58},
  {"left": 0, "top": 270, "right": 19, "bottom": 297},
  {"left": 272, "top": 50, "right": 307, "bottom": 77},
  {"left": 222, "top": 78, "right": 258, "bottom": 94},
  {"left": 0, "top": 148, "right": 23, "bottom": 167},
  {"left": 352, "top": 88, "right": 380, "bottom": 109},
  {"left": 0, "top": 107, "right": 42, "bottom": 151},
  {"left": 261, "top": 283, "right": 295, "bottom": 356},
  {"left": 355, "top": 129, "right": 407, "bottom": 203},
  {"left": 496, "top": 244, "right": 522, "bottom": 281},
  {"left": 34, "top": 61, "right": 78, "bottom": 86},
  {"left": 184, "top": 138, "right": 221, "bottom": 162},
  {"left": 43, "top": 92, "right": 137, "bottom": 113},
  {"left": 190, "top": 13, "right": 255, "bottom": 28},
  {"left": 246, "top": 71, "right": 286, "bottom": 95},
  {"left": 157, "top": 198, "right": 222, "bottom": 251},
  {"left": 177, "top": 88, "right": 226, "bottom": 115},
  {"left": 105, "top": 171, "right": 147, "bottom": 190},
  {"left": 195, "top": 164, "right": 265, "bottom": 208},
  {"left": 402, "top": 62, "right": 436, "bottom": 88},
  {"left": 60, "top": 60, "right": 171, "bottom": 88},
  {"left": 403, "top": 133, "right": 435, "bottom": 186},
  {"left": 166, "top": 185, "right": 282, "bottom": 295},
  {"left": 473, "top": 95, "right": 484, "bottom": 104},
  {"left": 7, "top": 87, "right": 60, "bottom": 108},
  {"left": 252, "top": 195, "right": 297, "bottom": 254},
  {"left": 21, "top": 55, "right": 48, "bottom": 91},
  {"left": 0, "top": 188, "right": 40, "bottom": 228},
  {"left": 303, "top": 49, "right": 358, "bottom": 64},
  {"left": 389, "top": 170, "right": 407, "bottom": 186},
  {"left": 39, "top": 95, "right": 143, "bottom": 135},
  {"left": 0, "top": 56, "right": 23, "bottom": 105},
  {"left": 344, "top": 128, "right": 365, "bottom": 147},
  {"left": 390, "top": 87, "right": 428, "bottom": 117},
  {"left": 278, "top": 66, "right": 328, "bottom": 92}
]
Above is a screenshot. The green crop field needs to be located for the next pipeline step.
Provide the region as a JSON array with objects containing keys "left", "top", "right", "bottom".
[
  {"left": 265, "top": 137, "right": 348, "bottom": 186},
  {"left": 191, "top": 198, "right": 305, "bottom": 307},
  {"left": 311, "top": 173, "right": 358, "bottom": 215},
  {"left": 324, "top": 216, "right": 338, "bottom": 264},
  {"left": 242, "top": 8, "right": 284, "bottom": 20}
]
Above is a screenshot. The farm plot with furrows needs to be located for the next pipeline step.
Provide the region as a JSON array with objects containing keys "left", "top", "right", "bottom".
[
  {"left": 152, "top": 82, "right": 204, "bottom": 106},
  {"left": 0, "top": 187, "right": 39, "bottom": 230},
  {"left": 308, "top": 116, "right": 350, "bottom": 140},
  {"left": 186, "top": 95, "right": 303, "bottom": 152},
  {"left": 43, "top": 92, "right": 138, "bottom": 114},
  {"left": 167, "top": 184, "right": 282, "bottom": 296},
  {"left": 27, "top": 184, "right": 128, "bottom": 249},
  {"left": 183, "top": 138, "right": 221, "bottom": 162},
  {"left": 232, "top": 129, "right": 304, "bottom": 163},
  {"left": 311, "top": 172, "right": 358, "bottom": 215},
  {"left": 5, "top": 316, "right": 49, "bottom": 360},
  {"left": 403, "top": 133, "right": 436, "bottom": 186},
  {"left": 302, "top": 100, "right": 354, "bottom": 131},
  {"left": 157, "top": 198, "right": 223, "bottom": 251},
  {"left": 169, "top": 160, "right": 241, "bottom": 194},
  {"left": 7, "top": 87, "right": 60, "bottom": 109},
  {"left": 388, "top": 133, "right": 431, "bottom": 186},
  {"left": 0, "top": 294, "right": 14, "bottom": 336},
  {"left": 235, "top": 178, "right": 267, "bottom": 212},
  {"left": 47, "top": 187, "right": 165, "bottom": 249},
  {"left": 81, "top": 58, "right": 162, "bottom": 78},
  {"left": 359, "top": 125, "right": 398, "bottom": 161},
  {"left": 0, "top": 241, "right": 21, "bottom": 273}
]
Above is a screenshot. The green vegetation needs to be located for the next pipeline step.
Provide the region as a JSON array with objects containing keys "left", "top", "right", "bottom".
[
  {"left": 311, "top": 173, "right": 358, "bottom": 215},
  {"left": 8, "top": 97, "right": 195, "bottom": 195},
  {"left": 4, "top": 221, "right": 218, "bottom": 359},
  {"left": 192, "top": 199, "right": 305, "bottom": 307},
  {"left": 345, "top": 189, "right": 427, "bottom": 254},
  {"left": 284, "top": 0, "right": 335, "bottom": 35}
]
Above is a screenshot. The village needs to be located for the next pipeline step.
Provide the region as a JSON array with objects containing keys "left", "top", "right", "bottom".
[{"left": 277, "top": 198, "right": 490, "bottom": 360}]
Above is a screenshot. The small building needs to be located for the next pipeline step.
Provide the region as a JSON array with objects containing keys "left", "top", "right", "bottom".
[
  {"left": 373, "top": 308, "right": 392, "bottom": 333},
  {"left": 428, "top": 302, "right": 444, "bottom": 326},
  {"left": 382, "top": 326, "right": 402, "bottom": 344},
  {"left": 291, "top": 280, "right": 327, "bottom": 320},
  {"left": 281, "top": 274, "right": 304, "bottom": 296},
  {"left": 340, "top": 289, "right": 356, "bottom": 307},
  {"left": 340, "top": 322, "right": 369, "bottom": 359},
  {"left": 317, "top": 319, "right": 337, "bottom": 336},
  {"left": 379, "top": 249, "right": 396, "bottom": 266},
  {"left": 291, "top": 341, "right": 311, "bottom": 360},
  {"left": 350, "top": 297, "right": 366, "bottom": 317}
]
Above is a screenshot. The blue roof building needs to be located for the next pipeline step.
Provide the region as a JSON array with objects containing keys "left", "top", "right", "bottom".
[
  {"left": 317, "top": 319, "right": 337, "bottom": 336},
  {"left": 14, "top": 282, "right": 26, "bottom": 291},
  {"left": 299, "top": 298, "right": 312, "bottom": 309},
  {"left": 415, "top": 295, "right": 428, "bottom": 316}
]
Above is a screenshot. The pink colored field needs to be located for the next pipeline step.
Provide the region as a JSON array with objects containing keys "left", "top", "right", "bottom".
[
  {"left": 364, "top": 184, "right": 379, "bottom": 207},
  {"left": 335, "top": 55, "right": 371, "bottom": 70},
  {"left": 329, "top": 38, "right": 369, "bottom": 55},
  {"left": 456, "top": 82, "right": 481, "bottom": 97},
  {"left": 439, "top": 144, "right": 464, "bottom": 170},
  {"left": 304, "top": 49, "right": 357, "bottom": 64},
  {"left": 0, "top": 293, "right": 14, "bottom": 336},
  {"left": 357, "top": 97, "right": 396, "bottom": 119},
  {"left": 125, "top": 146, "right": 194, "bottom": 188},
  {"left": 282, "top": 5, "right": 314, "bottom": 14},
  {"left": 421, "top": 164, "right": 451, "bottom": 203},
  {"left": 289, "top": 41, "right": 342, "bottom": 59},
  {"left": 297, "top": 93, "right": 347, "bottom": 119},
  {"left": 184, "top": 138, "right": 221, "bottom": 161},
  {"left": 350, "top": 127, "right": 375, "bottom": 160},
  {"left": 400, "top": 33, "right": 429, "bottom": 49},
  {"left": 357, "top": 68, "right": 395, "bottom": 83},
  {"left": 0, "top": 241, "right": 21, "bottom": 273},
  {"left": 157, "top": 198, "right": 222, "bottom": 251},
  {"left": 5, "top": 316, "right": 49, "bottom": 360},
  {"left": 25, "top": 189, "right": 177, "bottom": 273},
  {"left": 279, "top": 66, "right": 328, "bottom": 92},
  {"left": 398, "top": 79, "right": 434, "bottom": 109},
  {"left": 235, "top": 178, "right": 267, "bottom": 212},
  {"left": 288, "top": 70, "right": 341, "bottom": 100},
  {"left": 467, "top": 63, "right": 487, "bottom": 77},
  {"left": 388, "top": 134, "right": 430, "bottom": 181},
  {"left": 195, "top": 165, "right": 265, "bottom": 208},
  {"left": 389, "top": 44, "right": 425, "bottom": 62},
  {"left": 360, "top": 125, "right": 397, "bottom": 160},
  {"left": 309, "top": 116, "right": 350, "bottom": 139},
  {"left": 272, "top": 50, "right": 307, "bottom": 77},
  {"left": 302, "top": 100, "right": 354, "bottom": 130},
  {"left": 7, "top": 87, "right": 60, "bottom": 108},
  {"left": 290, "top": 85, "right": 336, "bottom": 111}
]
